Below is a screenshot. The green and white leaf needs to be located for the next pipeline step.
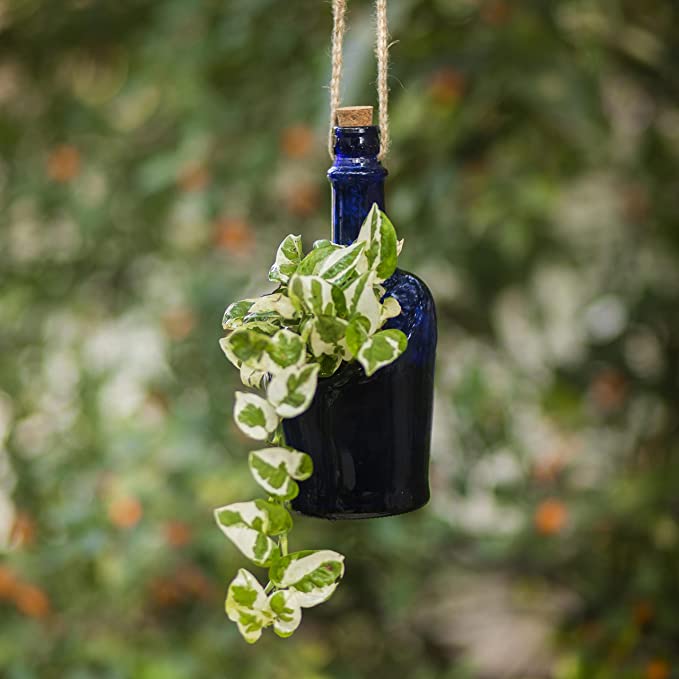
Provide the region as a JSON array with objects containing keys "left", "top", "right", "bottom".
[
  {"left": 225, "top": 569, "right": 273, "bottom": 643},
  {"left": 357, "top": 329, "right": 408, "bottom": 377},
  {"left": 318, "top": 240, "right": 367, "bottom": 288},
  {"left": 269, "top": 590, "right": 302, "bottom": 638},
  {"left": 269, "top": 549, "right": 345, "bottom": 608},
  {"left": 220, "top": 336, "right": 243, "bottom": 369},
  {"left": 288, "top": 274, "right": 338, "bottom": 317},
  {"left": 317, "top": 352, "right": 343, "bottom": 377},
  {"left": 344, "top": 315, "right": 370, "bottom": 358},
  {"left": 297, "top": 243, "right": 339, "bottom": 276},
  {"left": 312, "top": 239, "right": 338, "bottom": 250},
  {"left": 222, "top": 329, "right": 270, "bottom": 370},
  {"left": 262, "top": 329, "right": 306, "bottom": 373},
  {"left": 237, "top": 322, "right": 280, "bottom": 338},
  {"left": 356, "top": 204, "right": 398, "bottom": 282},
  {"left": 234, "top": 392, "right": 279, "bottom": 440},
  {"left": 218, "top": 520, "right": 276, "bottom": 567},
  {"left": 244, "top": 293, "right": 297, "bottom": 322},
  {"left": 267, "top": 364, "right": 319, "bottom": 418},
  {"left": 239, "top": 363, "right": 268, "bottom": 389},
  {"left": 380, "top": 296, "right": 402, "bottom": 323},
  {"left": 215, "top": 499, "right": 291, "bottom": 562},
  {"left": 269, "top": 234, "right": 303, "bottom": 284},
  {"left": 223, "top": 299, "right": 255, "bottom": 330},
  {"left": 344, "top": 273, "right": 382, "bottom": 333},
  {"left": 308, "top": 316, "right": 348, "bottom": 358},
  {"left": 225, "top": 328, "right": 304, "bottom": 376},
  {"left": 249, "top": 446, "right": 313, "bottom": 500}
]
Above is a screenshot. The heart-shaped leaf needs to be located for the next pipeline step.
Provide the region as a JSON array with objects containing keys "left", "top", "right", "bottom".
[
  {"left": 267, "top": 364, "right": 320, "bottom": 418},
  {"left": 357, "top": 329, "right": 407, "bottom": 376},
  {"left": 269, "top": 550, "right": 345, "bottom": 608},
  {"left": 262, "top": 329, "right": 306, "bottom": 373},
  {"left": 225, "top": 569, "right": 273, "bottom": 643},
  {"left": 233, "top": 392, "right": 279, "bottom": 440},
  {"left": 249, "top": 446, "right": 313, "bottom": 500},
  {"left": 214, "top": 500, "right": 291, "bottom": 566},
  {"left": 220, "top": 329, "right": 270, "bottom": 370},
  {"left": 269, "top": 589, "right": 302, "bottom": 638}
]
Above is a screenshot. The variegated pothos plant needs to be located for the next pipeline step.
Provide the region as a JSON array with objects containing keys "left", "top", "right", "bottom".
[{"left": 216, "top": 204, "right": 408, "bottom": 643}]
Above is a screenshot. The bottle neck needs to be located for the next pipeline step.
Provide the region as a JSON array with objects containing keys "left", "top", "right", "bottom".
[{"left": 327, "top": 126, "right": 388, "bottom": 245}]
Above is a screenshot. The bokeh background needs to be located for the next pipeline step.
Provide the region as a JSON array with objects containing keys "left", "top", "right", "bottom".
[{"left": 1, "top": 1, "right": 678, "bottom": 677}]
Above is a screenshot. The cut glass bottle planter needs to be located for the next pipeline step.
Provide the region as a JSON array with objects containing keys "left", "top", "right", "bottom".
[{"left": 283, "top": 125, "right": 437, "bottom": 519}]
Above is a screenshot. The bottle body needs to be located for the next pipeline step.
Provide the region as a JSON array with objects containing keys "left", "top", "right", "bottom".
[{"left": 283, "top": 126, "right": 437, "bottom": 519}]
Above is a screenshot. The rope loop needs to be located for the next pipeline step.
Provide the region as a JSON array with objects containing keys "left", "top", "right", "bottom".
[{"left": 328, "top": 0, "right": 390, "bottom": 161}]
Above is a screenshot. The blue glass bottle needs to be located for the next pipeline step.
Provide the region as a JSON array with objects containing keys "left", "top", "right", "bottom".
[{"left": 283, "top": 125, "right": 437, "bottom": 519}]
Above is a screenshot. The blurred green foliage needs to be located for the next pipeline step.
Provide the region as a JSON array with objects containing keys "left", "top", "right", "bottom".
[{"left": 1, "top": 0, "right": 678, "bottom": 677}]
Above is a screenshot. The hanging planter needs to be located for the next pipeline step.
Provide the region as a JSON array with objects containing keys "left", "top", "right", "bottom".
[
  {"left": 285, "top": 108, "right": 437, "bottom": 519},
  {"left": 213, "top": 0, "right": 436, "bottom": 643}
]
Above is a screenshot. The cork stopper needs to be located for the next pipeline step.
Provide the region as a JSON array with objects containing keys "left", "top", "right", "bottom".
[{"left": 336, "top": 106, "right": 374, "bottom": 127}]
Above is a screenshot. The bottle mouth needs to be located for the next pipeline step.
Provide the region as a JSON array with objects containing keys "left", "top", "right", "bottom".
[{"left": 333, "top": 125, "right": 381, "bottom": 158}]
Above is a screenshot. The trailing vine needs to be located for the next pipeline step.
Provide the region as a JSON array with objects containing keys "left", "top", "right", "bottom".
[{"left": 215, "top": 204, "right": 408, "bottom": 643}]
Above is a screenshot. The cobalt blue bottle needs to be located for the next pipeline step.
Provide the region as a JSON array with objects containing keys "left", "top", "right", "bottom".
[{"left": 283, "top": 121, "right": 437, "bottom": 519}]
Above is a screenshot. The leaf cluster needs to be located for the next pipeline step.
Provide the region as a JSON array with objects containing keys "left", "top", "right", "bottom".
[{"left": 214, "top": 205, "right": 408, "bottom": 642}]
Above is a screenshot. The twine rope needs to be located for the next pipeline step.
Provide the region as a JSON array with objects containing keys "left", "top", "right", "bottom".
[
  {"left": 328, "top": 0, "right": 391, "bottom": 161},
  {"left": 375, "top": 0, "right": 390, "bottom": 160},
  {"left": 328, "top": 0, "right": 347, "bottom": 159}
]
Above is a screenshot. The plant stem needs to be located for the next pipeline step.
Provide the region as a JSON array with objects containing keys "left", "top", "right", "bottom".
[
  {"left": 271, "top": 423, "right": 285, "bottom": 446},
  {"left": 280, "top": 533, "right": 288, "bottom": 557},
  {"left": 264, "top": 581, "right": 274, "bottom": 594}
]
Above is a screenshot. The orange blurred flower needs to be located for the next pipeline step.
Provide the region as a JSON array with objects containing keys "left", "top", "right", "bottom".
[
  {"left": 150, "top": 576, "right": 183, "bottom": 608},
  {"left": 429, "top": 68, "right": 465, "bottom": 107},
  {"left": 163, "top": 520, "right": 192, "bottom": 548},
  {"left": 534, "top": 498, "right": 568, "bottom": 535},
  {"left": 633, "top": 600, "right": 654, "bottom": 627},
  {"left": 285, "top": 182, "right": 320, "bottom": 218},
  {"left": 162, "top": 308, "right": 196, "bottom": 341},
  {"left": 480, "top": 0, "right": 513, "bottom": 26},
  {"left": 213, "top": 217, "right": 255, "bottom": 256},
  {"left": 178, "top": 164, "right": 211, "bottom": 192},
  {"left": 0, "top": 566, "right": 19, "bottom": 599},
  {"left": 10, "top": 512, "right": 36, "bottom": 548},
  {"left": 281, "top": 125, "right": 315, "bottom": 160},
  {"left": 175, "top": 564, "right": 213, "bottom": 600},
  {"left": 108, "top": 495, "right": 143, "bottom": 529},
  {"left": 14, "top": 583, "right": 50, "bottom": 619},
  {"left": 149, "top": 565, "right": 213, "bottom": 608},
  {"left": 646, "top": 660, "right": 670, "bottom": 679},
  {"left": 47, "top": 144, "right": 81, "bottom": 183}
]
